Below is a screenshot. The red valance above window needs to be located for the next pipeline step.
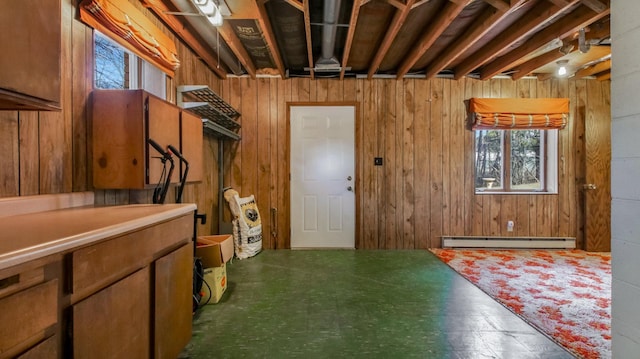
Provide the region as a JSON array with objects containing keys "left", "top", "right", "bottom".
[
  {"left": 79, "top": 0, "right": 180, "bottom": 76},
  {"left": 469, "top": 98, "right": 569, "bottom": 130}
]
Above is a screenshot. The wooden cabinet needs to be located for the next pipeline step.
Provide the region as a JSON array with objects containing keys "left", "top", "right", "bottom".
[
  {"left": 0, "top": 0, "right": 61, "bottom": 111},
  {"left": 68, "top": 212, "right": 193, "bottom": 358},
  {"left": 92, "top": 90, "right": 203, "bottom": 189},
  {"left": 73, "top": 268, "right": 151, "bottom": 359},
  {"left": 180, "top": 110, "right": 204, "bottom": 183},
  {"left": 154, "top": 243, "right": 193, "bottom": 359},
  {"left": 0, "top": 202, "right": 195, "bottom": 358},
  {"left": 0, "top": 258, "right": 60, "bottom": 358}
]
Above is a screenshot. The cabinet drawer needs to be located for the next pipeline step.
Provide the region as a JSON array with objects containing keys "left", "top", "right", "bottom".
[
  {"left": 70, "top": 214, "right": 193, "bottom": 301},
  {"left": 17, "top": 335, "right": 57, "bottom": 359},
  {"left": 0, "top": 280, "right": 58, "bottom": 354}
]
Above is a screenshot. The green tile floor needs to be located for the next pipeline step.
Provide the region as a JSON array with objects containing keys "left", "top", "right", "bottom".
[{"left": 181, "top": 250, "right": 574, "bottom": 359}]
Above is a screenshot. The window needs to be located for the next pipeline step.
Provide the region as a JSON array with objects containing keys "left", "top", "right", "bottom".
[
  {"left": 94, "top": 32, "right": 166, "bottom": 99},
  {"left": 475, "top": 129, "right": 558, "bottom": 193}
]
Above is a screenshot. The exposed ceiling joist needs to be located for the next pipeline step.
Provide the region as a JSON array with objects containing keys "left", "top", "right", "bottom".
[
  {"left": 386, "top": 0, "right": 407, "bottom": 10},
  {"left": 596, "top": 70, "right": 610, "bottom": 80},
  {"left": 511, "top": 18, "right": 610, "bottom": 80},
  {"left": 581, "top": 0, "right": 608, "bottom": 13},
  {"left": 479, "top": 1, "right": 610, "bottom": 79},
  {"left": 367, "top": 0, "right": 416, "bottom": 78},
  {"left": 511, "top": 48, "right": 565, "bottom": 80},
  {"left": 340, "top": 0, "right": 363, "bottom": 80},
  {"left": 303, "top": 0, "right": 315, "bottom": 79},
  {"left": 411, "top": 0, "right": 432, "bottom": 9},
  {"left": 545, "top": 0, "right": 571, "bottom": 6},
  {"left": 216, "top": 23, "right": 257, "bottom": 78},
  {"left": 424, "top": 0, "right": 528, "bottom": 79},
  {"left": 255, "top": 1, "right": 287, "bottom": 78},
  {"left": 453, "top": 0, "right": 582, "bottom": 79},
  {"left": 395, "top": 0, "right": 467, "bottom": 78},
  {"left": 483, "top": 0, "right": 510, "bottom": 12},
  {"left": 284, "top": 0, "right": 303, "bottom": 12},
  {"left": 142, "top": 0, "right": 228, "bottom": 78},
  {"left": 574, "top": 58, "right": 611, "bottom": 78}
]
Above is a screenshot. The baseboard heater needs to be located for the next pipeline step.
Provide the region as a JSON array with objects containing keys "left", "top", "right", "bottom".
[{"left": 441, "top": 236, "right": 576, "bottom": 249}]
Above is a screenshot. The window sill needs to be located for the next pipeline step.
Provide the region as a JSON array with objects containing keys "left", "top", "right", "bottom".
[{"left": 475, "top": 190, "right": 558, "bottom": 195}]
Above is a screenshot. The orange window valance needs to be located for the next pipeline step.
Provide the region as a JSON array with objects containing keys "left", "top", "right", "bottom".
[
  {"left": 79, "top": 0, "right": 180, "bottom": 77},
  {"left": 469, "top": 98, "right": 569, "bottom": 130}
]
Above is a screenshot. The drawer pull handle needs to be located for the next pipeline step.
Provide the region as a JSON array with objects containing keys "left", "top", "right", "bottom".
[{"left": 0, "top": 274, "right": 19, "bottom": 290}]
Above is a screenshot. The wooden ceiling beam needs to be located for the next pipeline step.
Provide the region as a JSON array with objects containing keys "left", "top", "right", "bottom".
[
  {"left": 581, "top": 0, "right": 608, "bottom": 13},
  {"left": 395, "top": 0, "right": 467, "bottom": 79},
  {"left": 596, "top": 70, "right": 611, "bottom": 81},
  {"left": 284, "top": 0, "right": 304, "bottom": 12},
  {"left": 141, "top": 0, "right": 227, "bottom": 78},
  {"left": 367, "top": 0, "right": 414, "bottom": 78},
  {"left": 216, "top": 23, "right": 257, "bottom": 79},
  {"left": 303, "top": 0, "right": 315, "bottom": 79},
  {"left": 424, "top": 0, "right": 528, "bottom": 79},
  {"left": 453, "top": 0, "right": 582, "bottom": 80},
  {"left": 479, "top": 1, "right": 610, "bottom": 79},
  {"left": 511, "top": 48, "right": 565, "bottom": 80},
  {"left": 545, "top": 0, "right": 571, "bottom": 6},
  {"left": 483, "top": 0, "right": 510, "bottom": 12},
  {"left": 255, "top": 0, "right": 287, "bottom": 78},
  {"left": 511, "top": 18, "right": 609, "bottom": 80},
  {"left": 386, "top": 0, "right": 407, "bottom": 10},
  {"left": 574, "top": 58, "right": 611, "bottom": 78},
  {"left": 340, "top": 0, "right": 364, "bottom": 80}
]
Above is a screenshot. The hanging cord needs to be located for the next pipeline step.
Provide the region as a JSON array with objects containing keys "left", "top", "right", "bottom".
[{"left": 148, "top": 138, "right": 174, "bottom": 204}]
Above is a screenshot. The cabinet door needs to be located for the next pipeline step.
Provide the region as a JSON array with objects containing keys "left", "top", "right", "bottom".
[
  {"left": 154, "top": 243, "right": 193, "bottom": 359},
  {"left": 73, "top": 268, "right": 150, "bottom": 359},
  {"left": 181, "top": 110, "right": 204, "bottom": 182},
  {"left": 147, "top": 95, "right": 180, "bottom": 186},
  {"left": 0, "top": 0, "right": 61, "bottom": 110},
  {"left": 0, "top": 280, "right": 58, "bottom": 356},
  {"left": 92, "top": 90, "right": 146, "bottom": 189}
]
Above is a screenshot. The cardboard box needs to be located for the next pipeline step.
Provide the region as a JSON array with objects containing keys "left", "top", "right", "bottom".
[
  {"left": 196, "top": 235, "right": 234, "bottom": 268},
  {"left": 200, "top": 263, "right": 227, "bottom": 304}
]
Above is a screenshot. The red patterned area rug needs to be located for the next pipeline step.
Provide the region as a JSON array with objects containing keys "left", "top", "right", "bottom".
[{"left": 430, "top": 249, "right": 611, "bottom": 359}]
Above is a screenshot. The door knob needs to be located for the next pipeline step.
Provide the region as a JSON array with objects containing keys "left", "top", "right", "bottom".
[
  {"left": 582, "top": 183, "right": 597, "bottom": 190},
  {"left": 347, "top": 186, "right": 353, "bottom": 192}
]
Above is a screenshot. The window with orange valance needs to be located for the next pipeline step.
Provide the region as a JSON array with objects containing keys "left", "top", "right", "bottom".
[
  {"left": 79, "top": 0, "right": 180, "bottom": 77},
  {"left": 469, "top": 98, "right": 569, "bottom": 130}
]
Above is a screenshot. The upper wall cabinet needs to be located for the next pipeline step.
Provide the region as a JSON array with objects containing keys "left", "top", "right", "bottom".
[
  {"left": 0, "top": 0, "right": 62, "bottom": 111},
  {"left": 92, "top": 90, "right": 203, "bottom": 189}
]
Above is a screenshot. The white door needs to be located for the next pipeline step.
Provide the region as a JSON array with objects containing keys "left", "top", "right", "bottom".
[{"left": 290, "top": 106, "right": 355, "bottom": 248}]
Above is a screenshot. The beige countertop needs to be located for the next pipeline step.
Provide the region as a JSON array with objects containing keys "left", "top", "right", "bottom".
[{"left": 0, "top": 203, "right": 196, "bottom": 271}]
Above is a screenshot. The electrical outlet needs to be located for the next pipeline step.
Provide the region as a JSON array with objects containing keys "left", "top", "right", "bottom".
[{"left": 507, "top": 220, "right": 514, "bottom": 232}]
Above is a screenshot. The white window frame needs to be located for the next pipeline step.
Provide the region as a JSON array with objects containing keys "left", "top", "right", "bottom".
[
  {"left": 474, "top": 129, "right": 558, "bottom": 195},
  {"left": 93, "top": 31, "right": 166, "bottom": 100}
]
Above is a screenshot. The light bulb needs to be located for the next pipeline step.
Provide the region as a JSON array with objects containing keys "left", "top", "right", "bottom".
[{"left": 558, "top": 66, "right": 567, "bottom": 76}]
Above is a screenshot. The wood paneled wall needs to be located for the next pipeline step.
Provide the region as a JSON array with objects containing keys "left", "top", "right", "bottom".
[
  {"left": 220, "top": 77, "right": 610, "bottom": 249},
  {"left": 0, "top": 0, "right": 610, "bottom": 249}
]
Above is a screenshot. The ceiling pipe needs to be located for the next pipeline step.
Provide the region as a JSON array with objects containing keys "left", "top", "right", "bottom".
[
  {"left": 315, "top": 0, "right": 342, "bottom": 69},
  {"left": 169, "top": 0, "right": 244, "bottom": 75}
]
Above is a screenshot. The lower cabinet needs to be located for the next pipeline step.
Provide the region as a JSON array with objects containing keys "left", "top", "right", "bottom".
[
  {"left": 154, "top": 243, "right": 193, "bottom": 359},
  {"left": 69, "top": 214, "right": 194, "bottom": 358},
  {"left": 73, "top": 267, "right": 150, "bottom": 358},
  {"left": 0, "top": 213, "right": 194, "bottom": 358},
  {"left": 0, "top": 259, "right": 59, "bottom": 358}
]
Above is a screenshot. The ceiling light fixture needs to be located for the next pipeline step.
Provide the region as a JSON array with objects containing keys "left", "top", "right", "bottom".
[
  {"left": 193, "top": 0, "right": 223, "bottom": 26},
  {"left": 557, "top": 60, "right": 569, "bottom": 77}
]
